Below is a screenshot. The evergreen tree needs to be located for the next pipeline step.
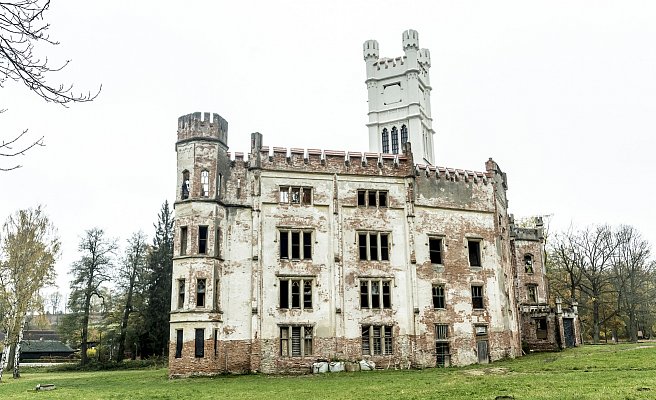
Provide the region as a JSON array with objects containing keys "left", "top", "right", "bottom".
[{"left": 141, "top": 201, "right": 174, "bottom": 357}]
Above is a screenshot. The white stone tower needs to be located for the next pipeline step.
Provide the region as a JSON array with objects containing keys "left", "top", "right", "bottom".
[{"left": 364, "top": 29, "right": 435, "bottom": 165}]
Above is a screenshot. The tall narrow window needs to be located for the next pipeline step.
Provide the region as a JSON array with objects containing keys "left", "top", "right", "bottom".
[
  {"left": 435, "top": 324, "right": 449, "bottom": 367},
  {"left": 472, "top": 285, "right": 484, "bottom": 309},
  {"left": 201, "top": 170, "right": 210, "bottom": 197},
  {"left": 391, "top": 126, "right": 399, "bottom": 154},
  {"left": 196, "top": 279, "right": 206, "bottom": 307},
  {"left": 177, "top": 279, "right": 185, "bottom": 309},
  {"left": 400, "top": 125, "right": 408, "bottom": 145},
  {"left": 195, "top": 328, "right": 205, "bottom": 358},
  {"left": 432, "top": 285, "right": 445, "bottom": 309},
  {"left": 527, "top": 285, "right": 537, "bottom": 303},
  {"left": 357, "top": 190, "right": 366, "bottom": 206},
  {"left": 536, "top": 318, "right": 548, "bottom": 339},
  {"left": 468, "top": 240, "right": 481, "bottom": 267},
  {"left": 381, "top": 128, "right": 389, "bottom": 153},
  {"left": 198, "top": 226, "right": 208, "bottom": 254},
  {"left": 213, "top": 329, "right": 218, "bottom": 356},
  {"left": 429, "top": 238, "right": 443, "bottom": 264},
  {"left": 180, "top": 227, "right": 188, "bottom": 256},
  {"left": 524, "top": 254, "right": 534, "bottom": 273},
  {"left": 279, "top": 186, "right": 289, "bottom": 203},
  {"left": 175, "top": 329, "right": 183, "bottom": 358},
  {"left": 181, "top": 170, "right": 190, "bottom": 199}
]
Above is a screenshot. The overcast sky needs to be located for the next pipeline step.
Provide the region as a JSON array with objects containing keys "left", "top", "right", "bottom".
[{"left": 2, "top": 1, "right": 655, "bottom": 308}]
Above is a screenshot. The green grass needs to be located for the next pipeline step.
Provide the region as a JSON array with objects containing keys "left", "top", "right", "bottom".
[{"left": 2, "top": 343, "right": 656, "bottom": 399}]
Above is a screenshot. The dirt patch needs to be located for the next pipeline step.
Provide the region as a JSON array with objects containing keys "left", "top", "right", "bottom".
[{"left": 463, "top": 367, "right": 509, "bottom": 376}]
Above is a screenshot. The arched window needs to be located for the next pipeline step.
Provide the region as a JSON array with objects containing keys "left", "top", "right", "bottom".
[
  {"left": 524, "top": 254, "right": 534, "bottom": 274},
  {"left": 381, "top": 128, "right": 389, "bottom": 153},
  {"left": 391, "top": 126, "right": 399, "bottom": 154},
  {"left": 181, "top": 170, "right": 190, "bottom": 199},
  {"left": 201, "top": 170, "right": 210, "bottom": 197},
  {"left": 400, "top": 125, "right": 408, "bottom": 145}
]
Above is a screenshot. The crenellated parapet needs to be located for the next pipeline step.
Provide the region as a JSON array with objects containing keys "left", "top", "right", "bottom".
[
  {"left": 177, "top": 112, "right": 228, "bottom": 147},
  {"left": 415, "top": 164, "right": 490, "bottom": 184}
]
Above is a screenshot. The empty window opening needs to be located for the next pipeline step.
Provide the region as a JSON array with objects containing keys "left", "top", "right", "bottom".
[
  {"left": 279, "top": 186, "right": 312, "bottom": 205},
  {"left": 280, "top": 326, "right": 313, "bottom": 357},
  {"left": 429, "top": 238, "right": 443, "bottom": 264},
  {"left": 536, "top": 318, "right": 548, "bottom": 340},
  {"left": 360, "top": 279, "right": 392, "bottom": 309},
  {"left": 213, "top": 329, "right": 218, "bottom": 357},
  {"left": 175, "top": 329, "right": 183, "bottom": 358},
  {"left": 524, "top": 254, "right": 534, "bottom": 273},
  {"left": 198, "top": 226, "right": 208, "bottom": 254},
  {"left": 279, "top": 278, "right": 313, "bottom": 310},
  {"left": 527, "top": 284, "right": 537, "bottom": 303},
  {"left": 196, "top": 279, "right": 206, "bottom": 307},
  {"left": 391, "top": 126, "right": 399, "bottom": 154},
  {"left": 472, "top": 285, "right": 484, "bottom": 309},
  {"left": 432, "top": 285, "right": 445, "bottom": 309},
  {"left": 181, "top": 170, "right": 190, "bottom": 199},
  {"left": 195, "top": 328, "right": 205, "bottom": 358},
  {"left": 279, "top": 230, "right": 312, "bottom": 260},
  {"left": 180, "top": 226, "right": 188, "bottom": 256},
  {"left": 400, "top": 125, "right": 408, "bottom": 145},
  {"left": 468, "top": 240, "right": 482, "bottom": 267},
  {"left": 362, "top": 325, "right": 393, "bottom": 355},
  {"left": 381, "top": 128, "right": 389, "bottom": 153},
  {"left": 177, "top": 279, "right": 185, "bottom": 309},
  {"left": 201, "top": 170, "right": 210, "bottom": 197},
  {"left": 358, "top": 232, "right": 390, "bottom": 261},
  {"left": 357, "top": 189, "right": 389, "bottom": 207}
]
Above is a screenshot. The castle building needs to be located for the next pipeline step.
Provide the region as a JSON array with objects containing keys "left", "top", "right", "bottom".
[{"left": 169, "top": 30, "right": 579, "bottom": 376}]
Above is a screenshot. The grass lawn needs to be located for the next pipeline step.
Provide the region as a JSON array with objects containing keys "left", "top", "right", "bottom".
[{"left": 2, "top": 343, "right": 655, "bottom": 400}]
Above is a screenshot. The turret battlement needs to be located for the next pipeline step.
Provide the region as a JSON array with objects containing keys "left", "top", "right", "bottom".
[
  {"left": 402, "top": 29, "right": 419, "bottom": 51},
  {"left": 363, "top": 39, "right": 379, "bottom": 60},
  {"left": 418, "top": 48, "right": 431, "bottom": 68},
  {"left": 177, "top": 112, "right": 228, "bottom": 146},
  {"left": 415, "top": 164, "right": 490, "bottom": 185}
]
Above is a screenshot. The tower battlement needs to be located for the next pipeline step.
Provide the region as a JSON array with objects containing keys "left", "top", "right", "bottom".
[{"left": 177, "top": 112, "right": 228, "bottom": 146}]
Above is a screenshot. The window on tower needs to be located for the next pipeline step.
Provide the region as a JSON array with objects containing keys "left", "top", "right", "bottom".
[
  {"left": 401, "top": 125, "right": 408, "bottom": 146},
  {"left": 381, "top": 128, "right": 389, "bottom": 153},
  {"left": 181, "top": 170, "right": 190, "bottom": 199},
  {"left": 201, "top": 170, "right": 210, "bottom": 197},
  {"left": 391, "top": 126, "right": 399, "bottom": 154}
]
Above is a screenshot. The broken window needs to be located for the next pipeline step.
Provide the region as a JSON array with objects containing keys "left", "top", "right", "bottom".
[
  {"left": 196, "top": 279, "right": 206, "bottom": 307},
  {"left": 201, "top": 170, "right": 210, "bottom": 197},
  {"left": 475, "top": 324, "right": 488, "bottom": 336},
  {"left": 391, "top": 126, "right": 399, "bottom": 154},
  {"left": 429, "top": 237, "right": 443, "bottom": 264},
  {"left": 432, "top": 285, "right": 445, "bottom": 309},
  {"left": 524, "top": 254, "right": 534, "bottom": 273},
  {"left": 400, "top": 124, "right": 408, "bottom": 145},
  {"left": 362, "top": 325, "right": 393, "bottom": 355},
  {"left": 181, "top": 170, "right": 190, "bottom": 199},
  {"left": 198, "top": 226, "right": 208, "bottom": 254},
  {"left": 175, "top": 329, "right": 183, "bottom": 358},
  {"left": 435, "top": 324, "right": 449, "bottom": 367},
  {"left": 536, "top": 318, "right": 548, "bottom": 340},
  {"left": 468, "top": 240, "right": 482, "bottom": 267},
  {"left": 381, "top": 128, "right": 389, "bottom": 153},
  {"left": 356, "top": 190, "right": 389, "bottom": 207},
  {"left": 358, "top": 232, "right": 390, "bottom": 261},
  {"left": 279, "top": 186, "right": 312, "bottom": 205},
  {"left": 180, "top": 226, "right": 188, "bottom": 256},
  {"left": 177, "top": 279, "right": 185, "bottom": 309},
  {"left": 527, "top": 284, "right": 537, "bottom": 303},
  {"left": 360, "top": 279, "right": 392, "bottom": 309},
  {"left": 472, "top": 285, "right": 484, "bottom": 309},
  {"left": 280, "top": 326, "right": 313, "bottom": 357},
  {"left": 195, "top": 328, "right": 204, "bottom": 358},
  {"left": 279, "top": 230, "right": 312, "bottom": 260},
  {"left": 279, "top": 278, "right": 313, "bottom": 310}
]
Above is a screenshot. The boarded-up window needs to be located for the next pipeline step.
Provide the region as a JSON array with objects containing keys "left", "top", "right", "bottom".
[
  {"left": 194, "top": 328, "right": 204, "bottom": 358},
  {"left": 175, "top": 329, "right": 183, "bottom": 358}
]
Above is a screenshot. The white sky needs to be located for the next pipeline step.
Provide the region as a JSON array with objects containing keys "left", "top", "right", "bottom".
[{"left": 2, "top": 1, "right": 655, "bottom": 307}]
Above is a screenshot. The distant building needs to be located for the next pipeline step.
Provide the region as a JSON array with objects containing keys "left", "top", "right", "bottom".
[{"left": 169, "top": 30, "right": 580, "bottom": 376}]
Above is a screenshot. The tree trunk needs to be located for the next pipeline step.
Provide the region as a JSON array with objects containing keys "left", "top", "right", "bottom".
[
  {"left": 80, "top": 295, "right": 91, "bottom": 366},
  {"left": 628, "top": 310, "right": 637, "bottom": 342},
  {"left": 13, "top": 317, "right": 26, "bottom": 378},
  {"left": 593, "top": 299, "right": 600, "bottom": 344},
  {"left": 0, "top": 332, "right": 11, "bottom": 382}
]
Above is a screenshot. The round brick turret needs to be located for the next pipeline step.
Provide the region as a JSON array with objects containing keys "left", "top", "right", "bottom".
[{"left": 177, "top": 112, "right": 228, "bottom": 148}]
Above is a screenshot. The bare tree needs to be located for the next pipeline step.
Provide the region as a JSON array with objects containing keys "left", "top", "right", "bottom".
[
  {"left": 1, "top": 0, "right": 100, "bottom": 170},
  {"left": 116, "top": 231, "right": 147, "bottom": 362},
  {"left": 0, "top": 206, "right": 60, "bottom": 381},
  {"left": 69, "top": 228, "right": 116, "bottom": 366}
]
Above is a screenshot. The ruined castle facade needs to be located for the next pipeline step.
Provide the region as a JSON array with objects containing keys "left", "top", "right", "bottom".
[{"left": 169, "top": 30, "right": 579, "bottom": 376}]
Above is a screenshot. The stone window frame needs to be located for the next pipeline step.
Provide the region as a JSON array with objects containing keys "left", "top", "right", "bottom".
[
  {"left": 278, "top": 276, "right": 314, "bottom": 310},
  {"left": 400, "top": 124, "right": 408, "bottom": 145},
  {"left": 381, "top": 128, "right": 389, "bottom": 153},
  {"left": 196, "top": 278, "right": 207, "bottom": 308},
  {"left": 200, "top": 169, "right": 210, "bottom": 198},
  {"left": 278, "top": 229, "right": 313, "bottom": 260},
  {"left": 357, "top": 231, "right": 391, "bottom": 261},
  {"left": 177, "top": 278, "right": 185, "bottom": 309},
  {"left": 466, "top": 238, "right": 483, "bottom": 268},
  {"left": 194, "top": 328, "right": 205, "bottom": 358},
  {"left": 432, "top": 284, "right": 446, "bottom": 309},
  {"left": 179, "top": 226, "right": 188, "bottom": 256},
  {"left": 357, "top": 189, "right": 388, "bottom": 208},
  {"left": 359, "top": 277, "right": 393, "bottom": 310},
  {"left": 524, "top": 253, "right": 534, "bottom": 274},
  {"left": 361, "top": 325, "right": 394, "bottom": 356},
  {"left": 527, "top": 284, "right": 538, "bottom": 304},
  {"left": 198, "top": 225, "right": 209, "bottom": 255},
  {"left": 435, "top": 323, "right": 450, "bottom": 367},
  {"left": 181, "top": 170, "right": 190, "bottom": 200},
  {"left": 471, "top": 284, "right": 485, "bottom": 310},
  {"left": 279, "top": 324, "right": 314, "bottom": 357},
  {"left": 175, "top": 329, "right": 183, "bottom": 358},
  {"left": 279, "top": 186, "right": 312, "bottom": 205},
  {"left": 391, "top": 126, "right": 399, "bottom": 154},
  {"left": 428, "top": 236, "right": 444, "bottom": 265},
  {"left": 535, "top": 317, "right": 548, "bottom": 340},
  {"left": 474, "top": 324, "right": 488, "bottom": 337}
]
